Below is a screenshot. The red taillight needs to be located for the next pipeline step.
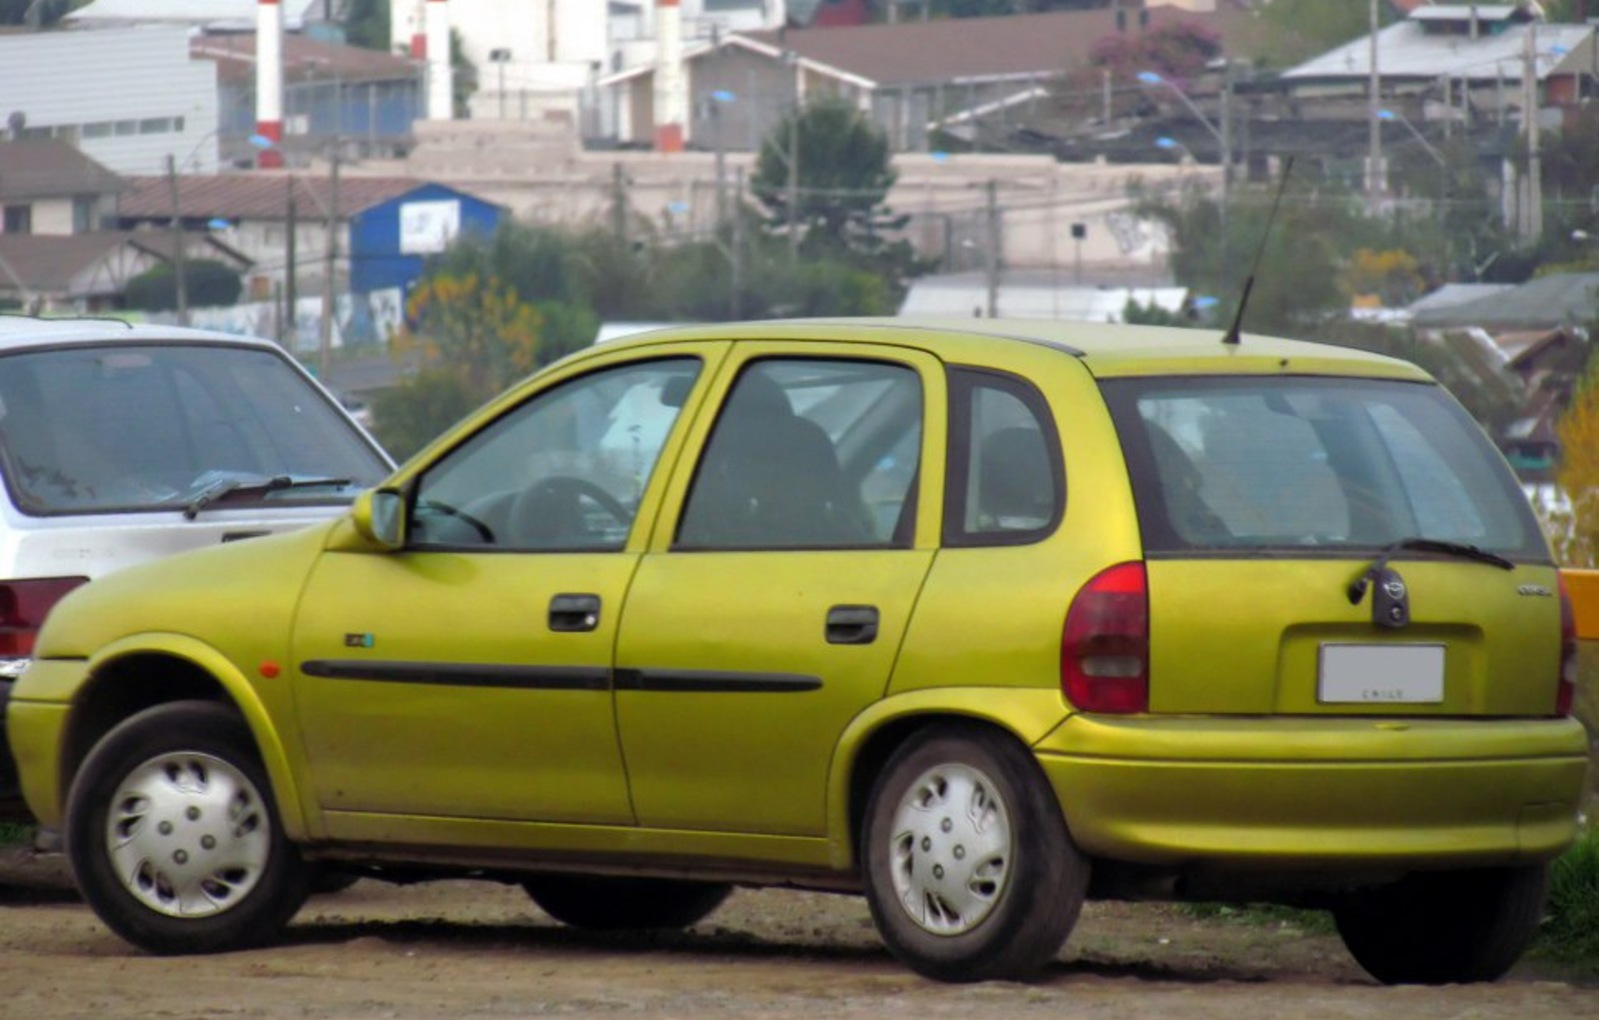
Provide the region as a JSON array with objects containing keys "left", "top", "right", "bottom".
[
  {"left": 0, "top": 577, "right": 89, "bottom": 658},
  {"left": 1062, "top": 562, "right": 1149, "bottom": 714},
  {"left": 1557, "top": 574, "right": 1578, "bottom": 718}
]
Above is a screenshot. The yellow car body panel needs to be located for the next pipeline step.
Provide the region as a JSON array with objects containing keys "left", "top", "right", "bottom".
[{"left": 1035, "top": 713, "right": 1588, "bottom": 866}]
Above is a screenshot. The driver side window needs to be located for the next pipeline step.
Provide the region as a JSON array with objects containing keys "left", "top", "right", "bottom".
[{"left": 410, "top": 358, "right": 700, "bottom": 551}]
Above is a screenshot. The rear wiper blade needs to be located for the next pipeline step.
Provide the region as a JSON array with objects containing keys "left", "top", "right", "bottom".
[
  {"left": 1347, "top": 537, "right": 1515, "bottom": 604},
  {"left": 183, "top": 475, "right": 351, "bottom": 520}
]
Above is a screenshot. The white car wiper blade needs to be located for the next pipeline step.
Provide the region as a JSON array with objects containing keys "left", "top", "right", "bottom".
[{"left": 182, "top": 475, "right": 352, "bottom": 520}]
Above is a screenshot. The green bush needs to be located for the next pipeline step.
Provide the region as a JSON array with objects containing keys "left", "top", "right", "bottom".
[
  {"left": 123, "top": 259, "right": 243, "bottom": 312},
  {"left": 1538, "top": 826, "right": 1599, "bottom": 966},
  {"left": 0, "top": 822, "right": 32, "bottom": 847}
]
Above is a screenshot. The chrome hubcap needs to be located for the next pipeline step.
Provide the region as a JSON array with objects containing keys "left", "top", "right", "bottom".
[
  {"left": 887, "top": 762, "right": 1012, "bottom": 936},
  {"left": 105, "top": 752, "right": 270, "bottom": 918}
]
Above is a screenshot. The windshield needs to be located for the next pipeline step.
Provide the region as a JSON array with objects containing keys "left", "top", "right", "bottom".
[
  {"left": 1102, "top": 375, "right": 1549, "bottom": 562},
  {"left": 0, "top": 343, "right": 390, "bottom": 516}
]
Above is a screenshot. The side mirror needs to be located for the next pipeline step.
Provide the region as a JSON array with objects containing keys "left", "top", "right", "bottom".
[{"left": 350, "top": 488, "right": 407, "bottom": 550}]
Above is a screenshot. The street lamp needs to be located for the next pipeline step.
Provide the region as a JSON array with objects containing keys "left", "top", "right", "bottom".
[
  {"left": 1137, "top": 71, "right": 1226, "bottom": 167},
  {"left": 1155, "top": 136, "right": 1196, "bottom": 164},
  {"left": 489, "top": 48, "right": 512, "bottom": 120}
]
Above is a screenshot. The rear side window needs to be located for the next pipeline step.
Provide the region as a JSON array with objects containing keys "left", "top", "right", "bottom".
[
  {"left": 676, "top": 359, "right": 922, "bottom": 550},
  {"left": 945, "top": 368, "right": 1063, "bottom": 547},
  {"left": 1103, "top": 376, "right": 1546, "bottom": 560}
]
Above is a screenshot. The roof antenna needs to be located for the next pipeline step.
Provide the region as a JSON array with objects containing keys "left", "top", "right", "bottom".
[{"left": 1222, "top": 155, "right": 1295, "bottom": 347}]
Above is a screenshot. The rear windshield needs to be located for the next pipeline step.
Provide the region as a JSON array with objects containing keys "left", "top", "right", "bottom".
[
  {"left": 1101, "top": 376, "right": 1548, "bottom": 561},
  {"left": 0, "top": 342, "right": 390, "bottom": 516}
]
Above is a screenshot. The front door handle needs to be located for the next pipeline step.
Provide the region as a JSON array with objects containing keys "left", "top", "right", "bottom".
[
  {"left": 549, "top": 593, "right": 601, "bottom": 633},
  {"left": 826, "top": 604, "right": 879, "bottom": 645}
]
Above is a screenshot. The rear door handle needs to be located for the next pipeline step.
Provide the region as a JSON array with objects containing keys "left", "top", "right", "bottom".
[
  {"left": 549, "top": 593, "right": 601, "bottom": 633},
  {"left": 826, "top": 604, "right": 879, "bottom": 645}
]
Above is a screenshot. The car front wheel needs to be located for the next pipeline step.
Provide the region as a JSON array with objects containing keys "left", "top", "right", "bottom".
[
  {"left": 1333, "top": 865, "right": 1549, "bottom": 984},
  {"left": 65, "top": 700, "right": 309, "bottom": 954},
  {"left": 861, "top": 725, "right": 1089, "bottom": 982}
]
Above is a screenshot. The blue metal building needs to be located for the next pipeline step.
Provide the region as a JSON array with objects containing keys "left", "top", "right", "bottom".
[{"left": 347, "top": 182, "right": 504, "bottom": 295}]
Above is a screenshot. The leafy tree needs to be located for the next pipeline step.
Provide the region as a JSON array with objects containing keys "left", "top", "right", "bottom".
[
  {"left": 123, "top": 260, "right": 243, "bottom": 312},
  {"left": 370, "top": 369, "right": 478, "bottom": 462},
  {"left": 1555, "top": 357, "right": 1599, "bottom": 567},
  {"left": 344, "top": 0, "right": 390, "bottom": 51},
  {"left": 751, "top": 98, "right": 925, "bottom": 300},
  {"left": 0, "top": 0, "right": 79, "bottom": 26},
  {"left": 1091, "top": 21, "right": 1222, "bottom": 85},
  {"left": 394, "top": 271, "right": 541, "bottom": 401},
  {"left": 1343, "top": 248, "right": 1426, "bottom": 307},
  {"left": 1250, "top": 0, "right": 1390, "bottom": 70}
]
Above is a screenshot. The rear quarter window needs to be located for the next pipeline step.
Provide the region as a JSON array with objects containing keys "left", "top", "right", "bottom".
[{"left": 1102, "top": 376, "right": 1547, "bottom": 561}]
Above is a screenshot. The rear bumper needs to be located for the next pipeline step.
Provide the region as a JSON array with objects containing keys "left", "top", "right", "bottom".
[{"left": 1034, "top": 714, "right": 1589, "bottom": 870}]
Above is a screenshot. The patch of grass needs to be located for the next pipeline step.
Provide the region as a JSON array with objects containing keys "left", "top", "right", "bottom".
[
  {"left": 1536, "top": 826, "right": 1599, "bottom": 969},
  {"left": 0, "top": 822, "right": 34, "bottom": 847}
]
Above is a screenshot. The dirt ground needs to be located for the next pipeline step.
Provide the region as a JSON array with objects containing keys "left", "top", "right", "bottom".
[{"left": 1, "top": 847, "right": 1594, "bottom": 1020}]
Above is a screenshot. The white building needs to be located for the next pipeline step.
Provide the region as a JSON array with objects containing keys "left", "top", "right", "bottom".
[
  {"left": 0, "top": 26, "right": 221, "bottom": 176},
  {"left": 387, "top": 0, "right": 785, "bottom": 126}
]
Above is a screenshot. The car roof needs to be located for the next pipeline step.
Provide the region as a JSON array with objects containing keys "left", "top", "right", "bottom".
[
  {"left": 594, "top": 317, "right": 1433, "bottom": 382},
  {"left": 0, "top": 315, "right": 282, "bottom": 354}
]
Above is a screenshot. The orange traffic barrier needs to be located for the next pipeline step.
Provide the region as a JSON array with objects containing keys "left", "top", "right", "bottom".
[{"left": 1563, "top": 569, "right": 1599, "bottom": 640}]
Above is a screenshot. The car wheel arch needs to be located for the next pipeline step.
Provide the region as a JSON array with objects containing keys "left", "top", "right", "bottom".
[
  {"left": 59, "top": 644, "right": 310, "bottom": 840},
  {"left": 829, "top": 698, "right": 1066, "bottom": 873}
]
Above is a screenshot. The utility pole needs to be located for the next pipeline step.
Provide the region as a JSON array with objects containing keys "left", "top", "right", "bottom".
[
  {"left": 318, "top": 148, "right": 340, "bottom": 382},
  {"left": 1521, "top": 20, "right": 1544, "bottom": 241},
  {"left": 1367, "top": 0, "right": 1384, "bottom": 211},
  {"left": 612, "top": 162, "right": 629, "bottom": 244},
  {"left": 284, "top": 177, "right": 298, "bottom": 350},
  {"left": 730, "top": 167, "right": 744, "bottom": 319},
  {"left": 785, "top": 49, "right": 801, "bottom": 262},
  {"left": 166, "top": 154, "right": 188, "bottom": 326},
  {"left": 984, "top": 179, "right": 1000, "bottom": 318}
]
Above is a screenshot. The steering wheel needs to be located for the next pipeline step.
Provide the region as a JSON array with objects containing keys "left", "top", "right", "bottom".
[
  {"left": 509, "top": 476, "right": 630, "bottom": 547},
  {"left": 415, "top": 499, "right": 496, "bottom": 544}
]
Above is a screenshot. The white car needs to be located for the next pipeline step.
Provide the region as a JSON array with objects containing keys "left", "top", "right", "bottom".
[{"left": 0, "top": 316, "right": 393, "bottom": 818}]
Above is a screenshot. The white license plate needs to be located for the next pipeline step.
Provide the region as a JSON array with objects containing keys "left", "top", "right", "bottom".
[{"left": 1317, "top": 644, "right": 1445, "bottom": 704}]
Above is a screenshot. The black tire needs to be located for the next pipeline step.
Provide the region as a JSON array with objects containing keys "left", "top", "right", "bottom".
[
  {"left": 65, "top": 700, "right": 310, "bottom": 954},
  {"left": 861, "top": 725, "right": 1089, "bottom": 982},
  {"left": 522, "top": 874, "right": 732, "bottom": 930},
  {"left": 1333, "top": 865, "right": 1549, "bottom": 984}
]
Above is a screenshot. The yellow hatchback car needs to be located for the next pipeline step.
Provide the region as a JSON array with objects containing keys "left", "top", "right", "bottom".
[{"left": 6, "top": 319, "right": 1587, "bottom": 984}]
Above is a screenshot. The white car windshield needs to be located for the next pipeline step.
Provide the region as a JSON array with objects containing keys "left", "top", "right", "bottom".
[{"left": 0, "top": 342, "right": 390, "bottom": 515}]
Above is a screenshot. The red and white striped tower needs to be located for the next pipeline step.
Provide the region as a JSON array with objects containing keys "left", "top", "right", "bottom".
[
  {"left": 256, "top": 0, "right": 284, "bottom": 168},
  {"left": 654, "top": 0, "right": 686, "bottom": 152},
  {"left": 426, "top": 0, "right": 454, "bottom": 121}
]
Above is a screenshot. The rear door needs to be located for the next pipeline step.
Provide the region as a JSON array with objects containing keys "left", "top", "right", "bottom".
[
  {"left": 1101, "top": 376, "right": 1562, "bottom": 717},
  {"left": 613, "top": 345, "right": 940, "bottom": 836}
]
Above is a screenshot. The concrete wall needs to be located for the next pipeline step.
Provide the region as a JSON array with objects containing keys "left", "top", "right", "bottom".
[{"left": 395, "top": 120, "right": 1212, "bottom": 282}]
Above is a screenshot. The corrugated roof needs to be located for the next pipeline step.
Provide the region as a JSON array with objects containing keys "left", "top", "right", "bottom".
[
  {"left": 1412, "top": 272, "right": 1599, "bottom": 329},
  {"left": 0, "top": 140, "right": 126, "bottom": 201},
  {"left": 118, "top": 174, "right": 426, "bottom": 222},
  {"left": 1283, "top": 15, "right": 1594, "bottom": 83},
  {"left": 192, "top": 32, "right": 421, "bottom": 87},
  {"left": 728, "top": 7, "right": 1247, "bottom": 89}
]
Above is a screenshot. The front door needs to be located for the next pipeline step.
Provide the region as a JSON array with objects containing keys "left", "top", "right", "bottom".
[{"left": 290, "top": 355, "right": 709, "bottom": 826}]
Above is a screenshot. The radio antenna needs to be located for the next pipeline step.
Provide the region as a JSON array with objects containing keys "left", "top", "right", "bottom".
[{"left": 1222, "top": 156, "right": 1295, "bottom": 347}]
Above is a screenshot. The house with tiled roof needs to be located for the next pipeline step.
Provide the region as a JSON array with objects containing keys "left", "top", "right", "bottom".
[
  {"left": 116, "top": 173, "right": 503, "bottom": 299},
  {"left": 599, "top": 5, "right": 1250, "bottom": 151}
]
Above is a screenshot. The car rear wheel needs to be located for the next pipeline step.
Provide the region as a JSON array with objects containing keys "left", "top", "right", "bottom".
[
  {"left": 65, "top": 700, "right": 309, "bottom": 954},
  {"left": 1332, "top": 865, "right": 1549, "bottom": 984},
  {"left": 523, "top": 875, "right": 733, "bottom": 930},
  {"left": 861, "top": 725, "right": 1089, "bottom": 982}
]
